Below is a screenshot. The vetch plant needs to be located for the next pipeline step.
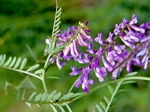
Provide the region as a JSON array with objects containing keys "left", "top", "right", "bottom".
[{"left": 0, "top": 0, "right": 150, "bottom": 112}]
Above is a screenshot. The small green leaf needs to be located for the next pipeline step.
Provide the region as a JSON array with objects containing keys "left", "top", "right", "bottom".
[
  {"left": 0, "top": 55, "right": 2, "bottom": 61},
  {"left": 108, "top": 85, "right": 114, "bottom": 95},
  {"left": 28, "top": 92, "right": 37, "bottom": 102},
  {"left": 71, "top": 93, "right": 82, "bottom": 98},
  {"left": 122, "top": 81, "right": 136, "bottom": 84},
  {"left": 117, "top": 89, "right": 128, "bottom": 93},
  {"left": 0, "top": 54, "right": 6, "bottom": 65},
  {"left": 55, "top": 22, "right": 61, "bottom": 30},
  {"left": 53, "top": 92, "right": 61, "bottom": 101},
  {"left": 55, "top": 17, "right": 61, "bottom": 23},
  {"left": 54, "top": 25, "right": 60, "bottom": 32},
  {"left": 56, "top": 104, "right": 65, "bottom": 112},
  {"left": 47, "top": 90, "right": 57, "bottom": 102},
  {"left": 53, "top": 30, "right": 60, "bottom": 36},
  {"left": 125, "top": 72, "right": 137, "bottom": 77},
  {"left": 100, "top": 102, "right": 106, "bottom": 110},
  {"left": 65, "top": 103, "right": 72, "bottom": 112},
  {"left": 36, "top": 104, "right": 42, "bottom": 108},
  {"left": 50, "top": 104, "right": 57, "bottom": 112},
  {"left": 96, "top": 104, "right": 104, "bottom": 112},
  {"left": 56, "top": 11, "right": 62, "bottom": 18},
  {"left": 26, "top": 64, "right": 39, "bottom": 72},
  {"left": 46, "top": 76, "right": 59, "bottom": 79},
  {"left": 57, "top": 7, "right": 62, "bottom": 14},
  {"left": 35, "top": 93, "right": 42, "bottom": 102},
  {"left": 8, "top": 57, "right": 16, "bottom": 67},
  {"left": 14, "top": 57, "right": 21, "bottom": 69},
  {"left": 41, "top": 92, "right": 48, "bottom": 102},
  {"left": 104, "top": 96, "right": 109, "bottom": 105},
  {"left": 34, "top": 69, "right": 45, "bottom": 75},
  {"left": 20, "top": 58, "right": 27, "bottom": 70},
  {"left": 4, "top": 57, "right": 12, "bottom": 67},
  {"left": 59, "top": 93, "right": 74, "bottom": 101},
  {"left": 25, "top": 102, "right": 31, "bottom": 108}
]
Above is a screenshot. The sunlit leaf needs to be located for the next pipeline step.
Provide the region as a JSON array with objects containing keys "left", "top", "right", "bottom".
[
  {"left": 0, "top": 54, "right": 6, "bottom": 65},
  {"left": 59, "top": 93, "right": 74, "bottom": 101},
  {"left": 25, "top": 102, "right": 31, "bottom": 108},
  {"left": 65, "top": 103, "right": 72, "bottom": 112},
  {"left": 53, "top": 92, "right": 61, "bottom": 101},
  {"left": 8, "top": 57, "right": 16, "bottom": 67},
  {"left": 26, "top": 64, "right": 39, "bottom": 72},
  {"left": 56, "top": 104, "right": 65, "bottom": 112},
  {"left": 96, "top": 104, "right": 104, "bottom": 112},
  {"left": 50, "top": 104, "right": 57, "bottom": 112},
  {"left": 104, "top": 96, "right": 109, "bottom": 105},
  {"left": 122, "top": 81, "right": 136, "bottom": 84},
  {"left": 34, "top": 69, "right": 45, "bottom": 75},
  {"left": 14, "top": 57, "right": 21, "bottom": 69},
  {"left": 3, "top": 57, "right": 12, "bottom": 67},
  {"left": 108, "top": 85, "right": 114, "bottom": 95},
  {"left": 20, "top": 58, "right": 27, "bottom": 70},
  {"left": 35, "top": 93, "right": 42, "bottom": 102},
  {"left": 41, "top": 92, "right": 48, "bottom": 102},
  {"left": 100, "top": 102, "right": 106, "bottom": 110},
  {"left": 47, "top": 90, "right": 58, "bottom": 102},
  {"left": 28, "top": 92, "right": 37, "bottom": 102},
  {"left": 36, "top": 104, "right": 42, "bottom": 108},
  {"left": 125, "top": 72, "right": 137, "bottom": 77}
]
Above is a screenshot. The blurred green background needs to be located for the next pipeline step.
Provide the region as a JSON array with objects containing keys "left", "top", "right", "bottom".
[{"left": 0, "top": 0, "right": 150, "bottom": 112}]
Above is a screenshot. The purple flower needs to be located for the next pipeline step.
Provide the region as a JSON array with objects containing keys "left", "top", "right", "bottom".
[
  {"left": 112, "top": 68, "right": 119, "bottom": 78},
  {"left": 120, "top": 18, "right": 128, "bottom": 29},
  {"left": 123, "top": 31, "right": 139, "bottom": 42},
  {"left": 114, "top": 42, "right": 126, "bottom": 54},
  {"left": 128, "top": 14, "right": 145, "bottom": 33},
  {"left": 105, "top": 46, "right": 116, "bottom": 65},
  {"left": 120, "top": 36, "right": 135, "bottom": 49},
  {"left": 94, "top": 66, "right": 107, "bottom": 82},
  {"left": 45, "top": 38, "right": 51, "bottom": 45},
  {"left": 134, "top": 42, "right": 150, "bottom": 71},
  {"left": 80, "top": 28, "right": 93, "bottom": 42},
  {"left": 95, "top": 33, "right": 106, "bottom": 45},
  {"left": 129, "top": 14, "right": 138, "bottom": 25},
  {"left": 106, "top": 32, "right": 114, "bottom": 42},
  {"left": 129, "top": 25, "right": 145, "bottom": 33},
  {"left": 74, "top": 68, "right": 94, "bottom": 93},
  {"left": 145, "top": 22, "right": 150, "bottom": 29},
  {"left": 126, "top": 59, "right": 132, "bottom": 73},
  {"left": 70, "top": 66, "right": 83, "bottom": 76},
  {"left": 45, "top": 15, "right": 150, "bottom": 93},
  {"left": 56, "top": 58, "right": 66, "bottom": 70},
  {"left": 86, "top": 43, "right": 97, "bottom": 54},
  {"left": 102, "top": 55, "right": 114, "bottom": 72},
  {"left": 114, "top": 24, "right": 121, "bottom": 35}
]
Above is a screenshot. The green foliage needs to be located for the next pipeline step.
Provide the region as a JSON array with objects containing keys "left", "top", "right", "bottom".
[
  {"left": 0, "top": 54, "right": 44, "bottom": 79},
  {"left": 44, "top": 0, "right": 62, "bottom": 69},
  {"left": 95, "top": 72, "right": 143, "bottom": 112},
  {"left": 25, "top": 90, "right": 82, "bottom": 112}
]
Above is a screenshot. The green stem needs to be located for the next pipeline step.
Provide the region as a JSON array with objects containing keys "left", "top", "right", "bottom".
[
  {"left": 1, "top": 66, "right": 41, "bottom": 80},
  {"left": 105, "top": 80, "right": 123, "bottom": 112},
  {"left": 41, "top": 74, "right": 47, "bottom": 92},
  {"left": 68, "top": 76, "right": 81, "bottom": 93},
  {"left": 44, "top": 54, "right": 51, "bottom": 69},
  {"left": 71, "top": 76, "right": 150, "bottom": 102},
  {"left": 91, "top": 76, "right": 150, "bottom": 92}
]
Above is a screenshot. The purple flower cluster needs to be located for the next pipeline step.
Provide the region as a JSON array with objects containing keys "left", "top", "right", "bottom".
[{"left": 45, "top": 15, "right": 150, "bottom": 93}]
